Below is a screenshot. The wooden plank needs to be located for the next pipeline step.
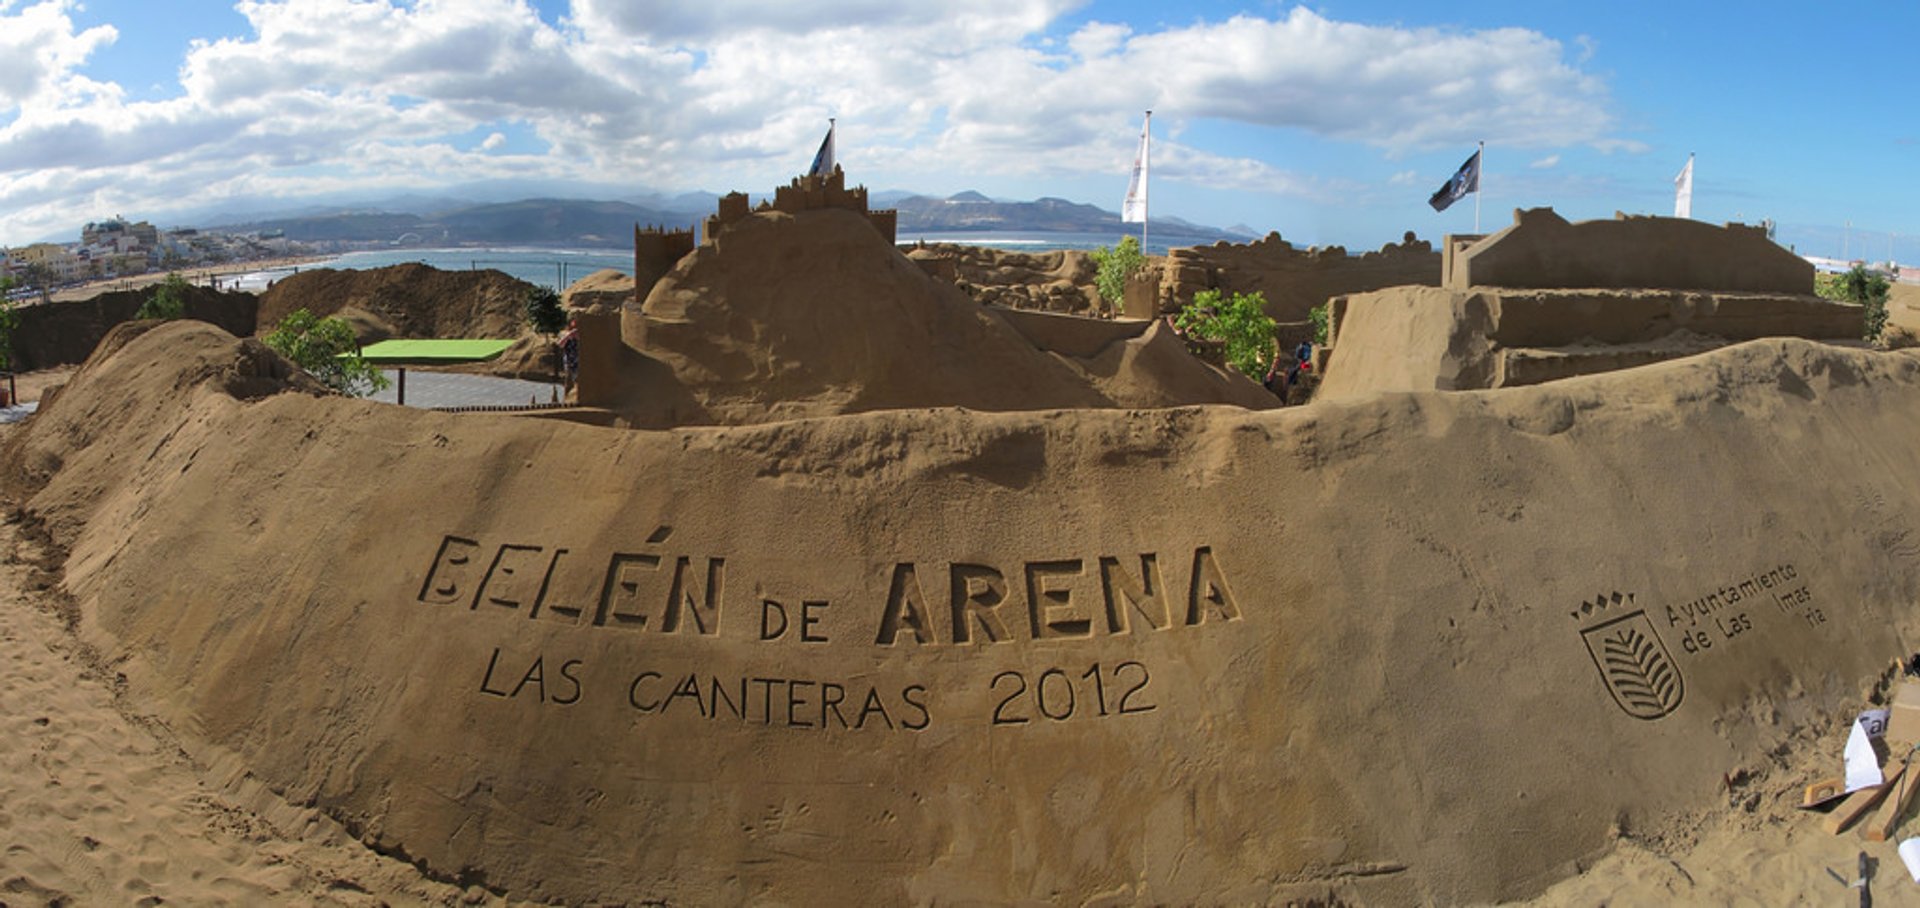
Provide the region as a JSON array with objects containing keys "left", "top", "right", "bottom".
[
  {"left": 1866, "top": 757, "right": 1920, "bottom": 841},
  {"left": 1825, "top": 763, "right": 1904, "bottom": 835}
]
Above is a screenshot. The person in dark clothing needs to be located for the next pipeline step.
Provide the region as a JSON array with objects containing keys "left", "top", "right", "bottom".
[{"left": 559, "top": 318, "right": 580, "bottom": 390}]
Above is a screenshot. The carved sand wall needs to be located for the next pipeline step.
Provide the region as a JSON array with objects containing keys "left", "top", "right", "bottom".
[
  {"left": 1320, "top": 286, "right": 1864, "bottom": 398},
  {"left": 1447, "top": 208, "right": 1813, "bottom": 293},
  {"left": 1158, "top": 231, "right": 1439, "bottom": 328},
  {"left": 11, "top": 321, "right": 1920, "bottom": 904},
  {"left": 904, "top": 243, "right": 1101, "bottom": 315}
]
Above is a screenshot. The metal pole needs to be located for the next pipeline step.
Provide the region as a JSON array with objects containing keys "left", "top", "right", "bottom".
[
  {"left": 1142, "top": 110, "right": 1151, "bottom": 254},
  {"left": 1474, "top": 141, "right": 1484, "bottom": 234}
]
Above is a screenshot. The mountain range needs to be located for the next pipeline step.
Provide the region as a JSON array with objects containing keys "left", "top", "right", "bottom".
[{"left": 213, "top": 191, "right": 1253, "bottom": 248}]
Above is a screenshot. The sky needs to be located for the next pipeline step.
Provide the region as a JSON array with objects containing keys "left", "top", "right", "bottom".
[{"left": 0, "top": 0, "right": 1914, "bottom": 260}]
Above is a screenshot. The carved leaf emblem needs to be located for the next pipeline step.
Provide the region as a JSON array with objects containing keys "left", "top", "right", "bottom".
[{"left": 1596, "top": 624, "right": 1682, "bottom": 719}]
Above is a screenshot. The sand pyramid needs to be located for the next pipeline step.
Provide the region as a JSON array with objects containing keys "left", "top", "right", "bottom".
[{"left": 595, "top": 205, "right": 1273, "bottom": 425}]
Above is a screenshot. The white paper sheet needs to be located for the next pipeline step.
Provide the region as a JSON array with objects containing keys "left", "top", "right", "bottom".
[{"left": 1846, "top": 715, "right": 1886, "bottom": 793}]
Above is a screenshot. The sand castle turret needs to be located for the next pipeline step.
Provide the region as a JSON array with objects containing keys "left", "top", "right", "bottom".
[{"left": 631, "top": 168, "right": 898, "bottom": 310}]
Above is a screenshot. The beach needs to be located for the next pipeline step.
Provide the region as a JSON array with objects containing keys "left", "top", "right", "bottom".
[{"left": 42, "top": 255, "right": 332, "bottom": 304}]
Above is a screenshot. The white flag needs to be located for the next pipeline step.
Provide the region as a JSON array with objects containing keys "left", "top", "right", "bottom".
[
  {"left": 1122, "top": 113, "right": 1149, "bottom": 224},
  {"left": 1674, "top": 154, "right": 1693, "bottom": 219}
]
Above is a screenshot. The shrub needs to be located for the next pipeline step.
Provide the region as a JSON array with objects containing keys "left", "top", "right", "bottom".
[
  {"left": 1173, "top": 288, "right": 1278, "bottom": 378},
  {"left": 1089, "top": 235, "right": 1148, "bottom": 309},
  {"left": 263, "top": 308, "right": 390, "bottom": 396},
  {"left": 525, "top": 286, "right": 566, "bottom": 336},
  {"left": 1819, "top": 266, "right": 1891, "bottom": 342},
  {"left": 1308, "top": 303, "right": 1330, "bottom": 346},
  {"left": 136, "top": 273, "right": 189, "bottom": 320}
]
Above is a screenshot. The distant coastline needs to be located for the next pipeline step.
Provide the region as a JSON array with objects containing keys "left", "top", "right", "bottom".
[{"left": 34, "top": 227, "right": 1270, "bottom": 303}]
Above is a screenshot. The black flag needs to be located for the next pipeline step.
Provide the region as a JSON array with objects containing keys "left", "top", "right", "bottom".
[{"left": 1428, "top": 149, "right": 1481, "bottom": 212}]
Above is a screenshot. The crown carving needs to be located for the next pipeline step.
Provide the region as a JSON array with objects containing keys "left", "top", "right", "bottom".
[{"left": 1570, "top": 591, "right": 1634, "bottom": 621}]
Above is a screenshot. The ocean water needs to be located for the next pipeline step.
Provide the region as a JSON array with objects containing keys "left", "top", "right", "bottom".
[
  {"left": 227, "top": 232, "right": 1211, "bottom": 292},
  {"left": 232, "top": 247, "right": 633, "bottom": 292},
  {"left": 901, "top": 231, "right": 1208, "bottom": 256}
]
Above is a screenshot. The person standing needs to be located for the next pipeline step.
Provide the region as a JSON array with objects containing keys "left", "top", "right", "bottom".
[{"left": 559, "top": 318, "right": 580, "bottom": 391}]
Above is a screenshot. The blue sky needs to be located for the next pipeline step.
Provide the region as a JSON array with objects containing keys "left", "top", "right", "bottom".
[{"left": 1, "top": 0, "right": 1914, "bottom": 262}]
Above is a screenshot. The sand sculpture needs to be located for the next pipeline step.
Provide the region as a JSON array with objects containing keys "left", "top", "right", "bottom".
[
  {"left": 1150, "top": 230, "right": 1440, "bottom": 336},
  {"left": 559, "top": 268, "right": 635, "bottom": 313},
  {"left": 904, "top": 243, "right": 1103, "bottom": 315},
  {"left": 567, "top": 186, "right": 1273, "bottom": 427},
  {"left": 633, "top": 167, "right": 897, "bottom": 306},
  {"left": 9, "top": 316, "right": 1920, "bottom": 903},
  {"left": 1318, "top": 208, "right": 1866, "bottom": 399},
  {"left": 12, "top": 177, "right": 1920, "bottom": 902}
]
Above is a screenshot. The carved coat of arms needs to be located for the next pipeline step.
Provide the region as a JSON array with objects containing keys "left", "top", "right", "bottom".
[{"left": 1574, "top": 592, "right": 1684, "bottom": 720}]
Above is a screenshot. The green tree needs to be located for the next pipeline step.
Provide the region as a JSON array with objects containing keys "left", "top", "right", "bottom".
[
  {"left": 1818, "top": 265, "right": 1891, "bottom": 341},
  {"left": 19, "top": 261, "right": 54, "bottom": 305},
  {"left": 1089, "top": 235, "right": 1148, "bottom": 309},
  {"left": 262, "top": 308, "right": 390, "bottom": 397},
  {"left": 525, "top": 286, "right": 567, "bottom": 336},
  {"left": 1173, "top": 288, "right": 1279, "bottom": 378},
  {"left": 1308, "top": 302, "right": 1330, "bottom": 346},
  {"left": 136, "top": 272, "right": 189, "bottom": 320}
]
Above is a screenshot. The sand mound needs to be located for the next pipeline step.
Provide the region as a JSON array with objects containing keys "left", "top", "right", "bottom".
[
  {"left": 561, "top": 268, "right": 635, "bottom": 314},
  {"left": 618, "top": 208, "right": 1266, "bottom": 424},
  {"left": 256, "top": 262, "right": 535, "bottom": 340},
  {"left": 11, "top": 316, "right": 1920, "bottom": 903},
  {"left": 1079, "top": 319, "right": 1278, "bottom": 409},
  {"left": 7, "top": 285, "right": 257, "bottom": 371}
]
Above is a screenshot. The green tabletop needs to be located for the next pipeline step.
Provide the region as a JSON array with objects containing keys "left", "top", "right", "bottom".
[{"left": 348, "top": 339, "right": 516, "bottom": 364}]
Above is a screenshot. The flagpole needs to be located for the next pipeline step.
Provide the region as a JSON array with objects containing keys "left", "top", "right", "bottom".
[{"left": 1474, "top": 140, "right": 1484, "bottom": 234}]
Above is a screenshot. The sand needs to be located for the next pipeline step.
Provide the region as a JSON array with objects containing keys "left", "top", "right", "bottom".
[
  {"left": 10, "top": 317, "right": 1920, "bottom": 903},
  {"left": 256, "top": 262, "right": 536, "bottom": 342},
  {"left": 9, "top": 208, "right": 1920, "bottom": 903},
  {"left": 0, "top": 486, "right": 485, "bottom": 905}
]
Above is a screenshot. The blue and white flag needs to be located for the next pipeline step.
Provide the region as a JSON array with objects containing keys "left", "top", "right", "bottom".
[
  {"left": 1673, "top": 154, "right": 1694, "bottom": 219},
  {"left": 1429, "top": 148, "right": 1481, "bottom": 212},
  {"left": 807, "top": 120, "right": 836, "bottom": 178}
]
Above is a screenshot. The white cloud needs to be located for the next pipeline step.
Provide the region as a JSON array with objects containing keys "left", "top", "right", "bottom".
[
  {"left": 0, "top": 0, "right": 118, "bottom": 111},
  {"left": 0, "top": 0, "right": 1628, "bottom": 244},
  {"left": 1531, "top": 154, "right": 1561, "bottom": 169},
  {"left": 1388, "top": 170, "right": 1419, "bottom": 185}
]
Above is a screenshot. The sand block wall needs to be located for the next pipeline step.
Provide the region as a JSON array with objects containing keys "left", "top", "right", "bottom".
[
  {"left": 1320, "top": 286, "right": 1864, "bottom": 398},
  {"left": 10, "top": 321, "right": 1920, "bottom": 903},
  {"left": 1446, "top": 208, "right": 1813, "bottom": 294},
  {"left": 1158, "top": 231, "right": 1440, "bottom": 326}
]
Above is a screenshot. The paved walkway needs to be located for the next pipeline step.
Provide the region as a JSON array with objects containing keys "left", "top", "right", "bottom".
[
  {"left": 366, "top": 370, "right": 562, "bottom": 409},
  {"left": 0, "top": 373, "right": 557, "bottom": 420}
]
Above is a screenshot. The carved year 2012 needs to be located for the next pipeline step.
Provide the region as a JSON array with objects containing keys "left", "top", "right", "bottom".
[{"left": 989, "top": 661, "right": 1155, "bottom": 725}]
